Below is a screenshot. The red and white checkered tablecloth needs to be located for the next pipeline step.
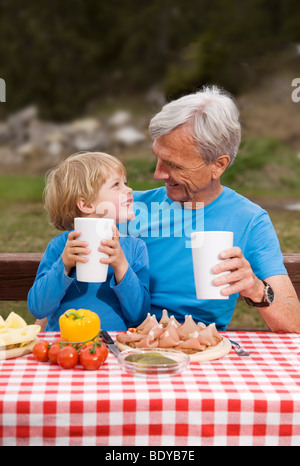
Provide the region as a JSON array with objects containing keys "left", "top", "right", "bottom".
[{"left": 1, "top": 331, "right": 300, "bottom": 446}]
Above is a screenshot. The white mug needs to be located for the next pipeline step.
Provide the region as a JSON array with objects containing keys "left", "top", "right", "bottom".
[
  {"left": 74, "top": 217, "right": 114, "bottom": 283},
  {"left": 191, "top": 231, "right": 234, "bottom": 299}
]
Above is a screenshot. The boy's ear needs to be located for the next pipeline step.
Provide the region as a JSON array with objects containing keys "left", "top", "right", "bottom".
[{"left": 76, "top": 198, "right": 95, "bottom": 214}]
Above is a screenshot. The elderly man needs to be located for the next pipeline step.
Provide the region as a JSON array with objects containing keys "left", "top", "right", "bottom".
[{"left": 131, "top": 86, "right": 300, "bottom": 332}]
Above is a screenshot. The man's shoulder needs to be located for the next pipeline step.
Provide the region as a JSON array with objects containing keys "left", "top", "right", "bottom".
[{"left": 221, "top": 187, "right": 266, "bottom": 215}]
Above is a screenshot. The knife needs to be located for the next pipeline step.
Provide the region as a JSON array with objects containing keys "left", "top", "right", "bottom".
[{"left": 100, "top": 330, "right": 120, "bottom": 357}]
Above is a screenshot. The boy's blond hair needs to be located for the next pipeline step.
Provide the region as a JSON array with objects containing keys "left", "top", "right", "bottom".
[{"left": 44, "top": 151, "right": 126, "bottom": 231}]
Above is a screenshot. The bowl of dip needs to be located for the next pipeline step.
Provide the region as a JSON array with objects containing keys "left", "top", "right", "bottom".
[{"left": 117, "top": 348, "right": 190, "bottom": 377}]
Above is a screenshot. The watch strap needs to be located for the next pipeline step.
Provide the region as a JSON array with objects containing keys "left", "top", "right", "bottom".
[{"left": 244, "top": 280, "right": 274, "bottom": 308}]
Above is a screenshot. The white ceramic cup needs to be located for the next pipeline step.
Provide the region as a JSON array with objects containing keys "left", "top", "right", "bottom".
[
  {"left": 191, "top": 231, "right": 234, "bottom": 300},
  {"left": 74, "top": 217, "right": 114, "bottom": 283}
]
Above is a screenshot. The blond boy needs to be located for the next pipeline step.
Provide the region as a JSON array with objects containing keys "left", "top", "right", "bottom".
[{"left": 28, "top": 152, "right": 150, "bottom": 331}]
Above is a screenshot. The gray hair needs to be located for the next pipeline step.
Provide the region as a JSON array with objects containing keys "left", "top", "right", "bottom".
[{"left": 149, "top": 86, "right": 241, "bottom": 166}]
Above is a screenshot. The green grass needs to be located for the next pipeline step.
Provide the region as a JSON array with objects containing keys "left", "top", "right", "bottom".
[
  {"left": 0, "top": 175, "right": 45, "bottom": 207},
  {"left": 222, "top": 138, "right": 300, "bottom": 197},
  {"left": 0, "top": 137, "right": 299, "bottom": 329}
]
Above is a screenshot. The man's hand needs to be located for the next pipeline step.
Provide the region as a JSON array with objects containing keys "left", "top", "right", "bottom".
[
  {"left": 99, "top": 225, "right": 129, "bottom": 284},
  {"left": 212, "top": 246, "right": 264, "bottom": 301},
  {"left": 212, "top": 246, "right": 300, "bottom": 332}
]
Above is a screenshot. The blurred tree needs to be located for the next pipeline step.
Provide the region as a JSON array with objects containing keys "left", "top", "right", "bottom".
[
  {"left": 0, "top": 0, "right": 299, "bottom": 119},
  {"left": 163, "top": 0, "right": 300, "bottom": 97}
]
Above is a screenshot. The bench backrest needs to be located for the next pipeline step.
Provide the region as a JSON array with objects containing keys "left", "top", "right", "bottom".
[
  {"left": 0, "top": 252, "right": 300, "bottom": 301},
  {"left": 0, "top": 253, "right": 42, "bottom": 301}
]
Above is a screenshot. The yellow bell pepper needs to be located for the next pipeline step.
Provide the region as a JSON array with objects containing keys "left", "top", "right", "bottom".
[{"left": 59, "top": 309, "right": 101, "bottom": 343}]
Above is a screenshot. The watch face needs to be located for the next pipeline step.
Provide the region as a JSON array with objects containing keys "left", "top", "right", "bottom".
[{"left": 266, "top": 284, "right": 275, "bottom": 303}]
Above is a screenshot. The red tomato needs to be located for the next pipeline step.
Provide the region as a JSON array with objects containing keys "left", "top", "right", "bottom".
[
  {"left": 52, "top": 337, "right": 67, "bottom": 345},
  {"left": 79, "top": 344, "right": 87, "bottom": 355},
  {"left": 32, "top": 340, "right": 50, "bottom": 362},
  {"left": 57, "top": 345, "right": 79, "bottom": 369},
  {"left": 48, "top": 343, "right": 61, "bottom": 365},
  {"left": 80, "top": 343, "right": 108, "bottom": 371}
]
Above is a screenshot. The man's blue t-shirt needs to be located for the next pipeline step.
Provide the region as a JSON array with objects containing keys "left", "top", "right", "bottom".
[{"left": 124, "top": 186, "right": 286, "bottom": 330}]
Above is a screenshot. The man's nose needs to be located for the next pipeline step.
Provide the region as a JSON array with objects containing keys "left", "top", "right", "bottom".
[{"left": 154, "top": 159, "right": 169, "bottom": 180}]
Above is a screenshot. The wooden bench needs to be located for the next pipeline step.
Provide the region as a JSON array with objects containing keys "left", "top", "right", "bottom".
[
  {"left": 0, "top": 253, "right": 300, "bottom": 331},
  {"left": 0, "top": 253, "right": 43, "bottom": 301}
]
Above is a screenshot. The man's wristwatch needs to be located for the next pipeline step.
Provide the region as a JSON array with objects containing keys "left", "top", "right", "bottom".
[{"left": 244, "top": 280, "right": 275, "bottom": 307}]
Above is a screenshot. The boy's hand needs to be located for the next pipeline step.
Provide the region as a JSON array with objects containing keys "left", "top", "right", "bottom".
[
  {"left": 61, "top": 230, "right": 90, "bottom": 276},
  {"left": 99, "top": 225, "right": 128, "bottom": 284}
]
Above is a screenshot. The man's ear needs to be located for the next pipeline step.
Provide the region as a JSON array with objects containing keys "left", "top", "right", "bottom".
[
  {"left": 211, "top": 154, "right": 231, "bottom": 179},
  {"left": 76, "top": 198, "right": 95, "bottom": 215}
]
